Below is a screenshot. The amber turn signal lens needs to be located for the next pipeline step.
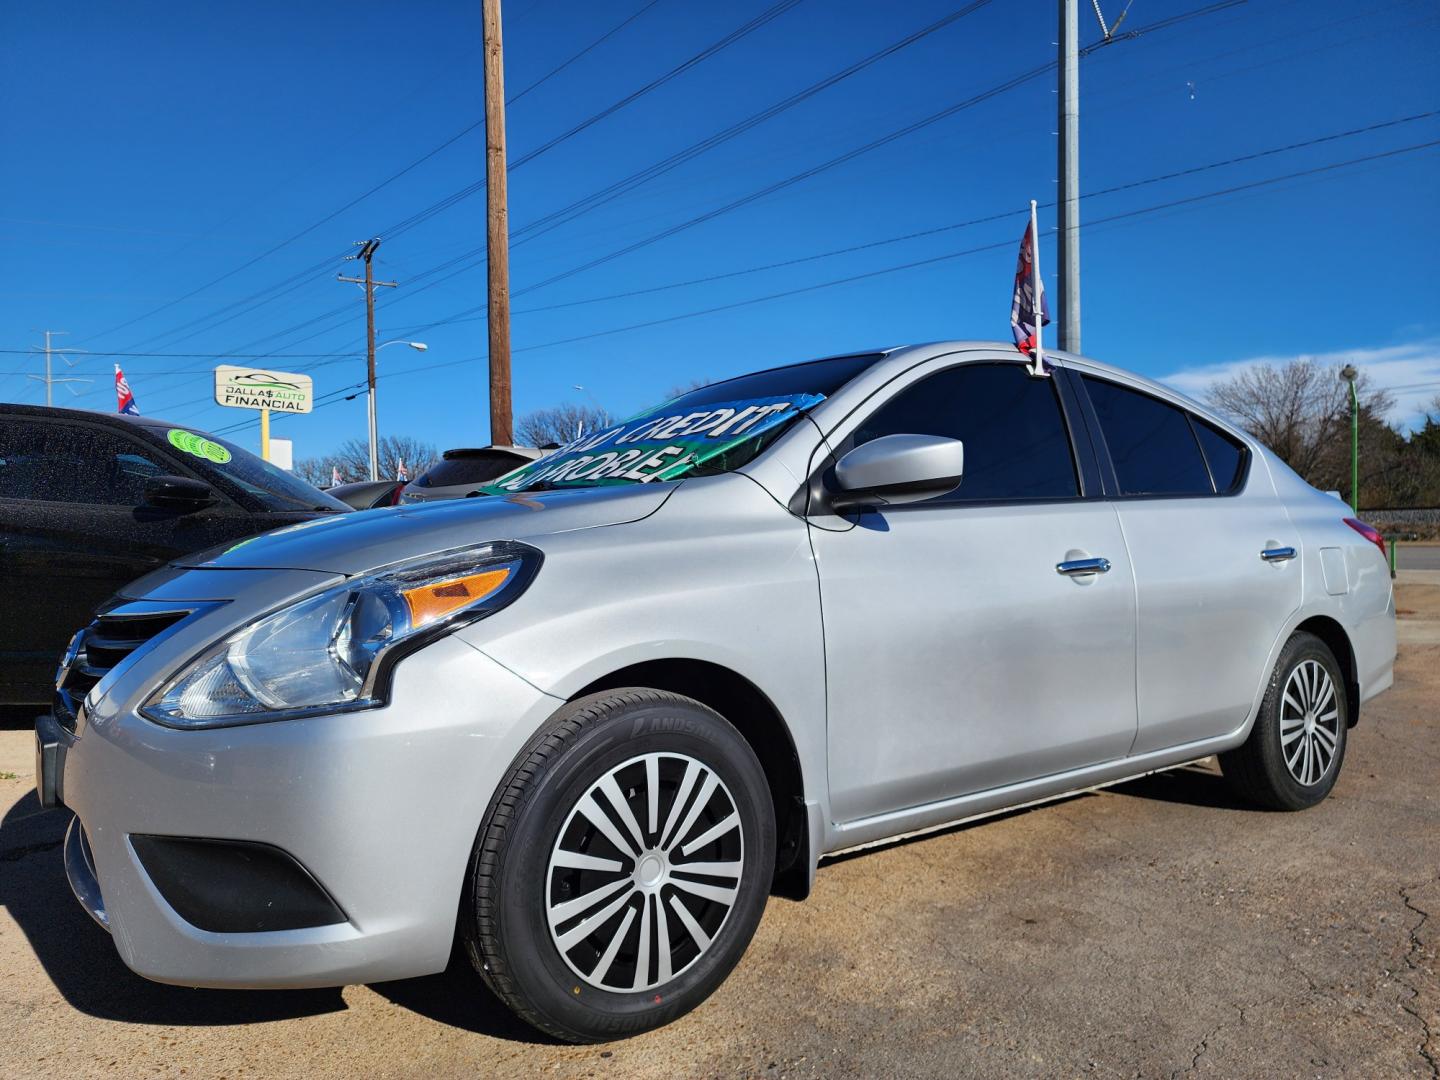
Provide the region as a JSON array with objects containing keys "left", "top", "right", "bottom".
[{"left": 400, "top": 567, "right": 512, "bottom": 627}]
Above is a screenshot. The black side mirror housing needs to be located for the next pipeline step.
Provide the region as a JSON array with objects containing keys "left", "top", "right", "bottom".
[{"left": 144, "top": 475, "right": 217, "bottom": 512}]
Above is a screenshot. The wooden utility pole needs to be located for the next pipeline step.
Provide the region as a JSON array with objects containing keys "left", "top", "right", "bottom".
[
  {"left": 338, "top": 238, "right": 398, "bottom": 480},
  {"left": 482, "top": 0, "right": 513, "bottom": 445}
]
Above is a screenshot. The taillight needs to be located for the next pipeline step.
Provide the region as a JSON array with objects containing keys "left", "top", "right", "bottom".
[{"left": 1343, "top": 517, "right": 1386, "bottom": 559}]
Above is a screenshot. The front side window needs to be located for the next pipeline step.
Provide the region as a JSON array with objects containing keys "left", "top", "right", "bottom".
[
  {"left": 849, "top": 362, "right": 1079, "bottom": 502},
  {"left": 0, "top": 420, "right": 169, "bottom": 506},
  {"left": 131, "top": 425, "right": 347, "bottom": 512},
  {"left": 1082, "top": 376, "right": 1213, "bottom": 496}
]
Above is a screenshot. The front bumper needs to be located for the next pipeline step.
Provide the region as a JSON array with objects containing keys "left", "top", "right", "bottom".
[{"left": 49, "top": 634, "right": 560, "bottom": 989}]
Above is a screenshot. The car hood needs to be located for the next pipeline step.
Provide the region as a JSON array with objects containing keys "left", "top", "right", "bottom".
[{"left": 173, "top": 483, "right": 676, "bottom": 575}]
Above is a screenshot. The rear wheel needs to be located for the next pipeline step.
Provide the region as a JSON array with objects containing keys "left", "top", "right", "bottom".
[
  {"left": 462, "top": 689, "right": 775, "bottom": 1042},
  {"left": 1219, "top": 631, "right": 1348, "bottom": 811}
]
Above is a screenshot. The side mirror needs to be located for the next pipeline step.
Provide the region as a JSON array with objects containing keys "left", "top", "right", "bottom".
[
  {"left": 830, "top": 434, "right": 964, "bottom": 513},
  {"left": 144, "top": 475, "right": 217, "bottom": 512}
]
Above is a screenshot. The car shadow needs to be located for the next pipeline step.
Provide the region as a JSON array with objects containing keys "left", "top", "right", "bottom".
[
  {"left": 0, "top": 788, "right": 545, "bottom": 1039},
  {"left": 368, "top": 945, "right": 559, "bottom": 1044},
  {"left": 819, "top": 762, "right": 1254, "bottom": 868},
  {"left": 1107, "top": 760, "right": 1256, "bottom": 811},
  {"left": 0, "top": 789, "right": 346, "bottom": 1025}
]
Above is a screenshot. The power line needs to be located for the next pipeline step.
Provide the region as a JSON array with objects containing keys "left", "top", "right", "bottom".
[
  {"left": 0, "top": 348, "right": 359, "bottom": 358},
  {"left": 507, "top": 0, "right": 806, "bottom": 172},
  {"left": 507, "top": 0, "right": 1002, "bottom": 246},
  {"left": 113, "top": 0, "right": 1313, "bottom": 401},
  {"left": 507, "top": 0, "right": 668, "bottom": 106},
  {"left": 480, "top": 109, "right": 1440, "bottom": 320},
  {"left": 85, "top": 0, "right": 798, "bottom": 356},
  {"left": 510, "top": 1, "right": 1245, "bottom": 299},
  {"left": 194, "top": 136, "right": 1440, "bottom": 440},
  {"left": 103, "top": 0, "right": 1237, "bottom": 368},
  {"left": 160, "top": 120, "right": 1438, "bottom": 424}
]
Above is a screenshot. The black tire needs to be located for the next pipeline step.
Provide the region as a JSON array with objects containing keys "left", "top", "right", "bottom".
[
  {"left": 462, "top": 689, "right": 776, "bottom": 1043},
  {"left": 1219, "top": 631, "right": 1349, "bottom": 811}
]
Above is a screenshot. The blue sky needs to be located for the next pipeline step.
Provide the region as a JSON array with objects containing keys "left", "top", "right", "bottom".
[{"left": 2, "top": 0, "right": 1437, "bottom": 463}]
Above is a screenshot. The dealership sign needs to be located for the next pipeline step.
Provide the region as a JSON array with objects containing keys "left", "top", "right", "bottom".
[{"left": 213, "top": 365, "right": 314, "bottom": 413}]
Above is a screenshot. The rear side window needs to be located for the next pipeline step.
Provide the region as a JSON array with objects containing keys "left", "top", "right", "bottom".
[
  {"left": 852, "top": 362, "right": 1079, "bottom": 502},
  {"left": 1082, "top": 377, "right": 1212, "bottom": 496},
  {"left": 1191, "top": 416, "right": 1246, "bottom": 493}
]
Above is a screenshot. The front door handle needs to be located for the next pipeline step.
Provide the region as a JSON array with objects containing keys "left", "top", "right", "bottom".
[
  {"left": 1056, "top": 557, "right": 1111, "bottom": 576},
  {"left": 1260, "top": 546, "right": 1297, "bottom": 562}
]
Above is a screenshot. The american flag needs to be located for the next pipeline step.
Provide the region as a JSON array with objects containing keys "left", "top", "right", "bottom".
[
  {"left": 1009, "top": 219, "right": 1050, "bottom": 356},
  {"left": 115, "top": 364, "right": 139, "bottom": 415}
]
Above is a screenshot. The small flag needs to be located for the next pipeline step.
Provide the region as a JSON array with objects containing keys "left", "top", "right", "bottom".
[
  {"left": 331, "top": 465, "right": 341, "bottom": 487},
  {"left": 1009, "top": 219, "right": 1050, "bottom": 357},
  {"left": 396, "top": 458, "right": 409, "bottom": 482},
  {"left": 115, "top": 364, "right": 139, "bottom": 415}
]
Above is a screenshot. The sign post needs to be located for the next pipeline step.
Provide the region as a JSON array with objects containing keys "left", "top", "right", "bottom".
[{"left": 213, "top": 366, "right": 313, "bottom": 461}]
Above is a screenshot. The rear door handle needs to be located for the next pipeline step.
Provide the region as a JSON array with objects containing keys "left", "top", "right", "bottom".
[
  {"left": 1260, "top": 546, "right": 1297, "bottom": 562},
  {"left": 1056, "top": 557, "right": 1111, "bottom": 576}
]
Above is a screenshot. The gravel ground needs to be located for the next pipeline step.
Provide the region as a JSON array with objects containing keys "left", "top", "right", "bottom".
[{"left": 1, "top": 582, "right": 1435, "bottom": 1079}]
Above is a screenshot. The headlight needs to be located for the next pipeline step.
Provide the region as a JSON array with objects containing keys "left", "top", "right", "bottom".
[{"left": 142, "top": 542, "right": 541, "bottom": 729}]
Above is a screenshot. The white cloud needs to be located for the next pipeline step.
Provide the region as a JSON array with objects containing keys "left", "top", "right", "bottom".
[{"left": 1161, "top": 341, "right": 1440, "bottom": 430}]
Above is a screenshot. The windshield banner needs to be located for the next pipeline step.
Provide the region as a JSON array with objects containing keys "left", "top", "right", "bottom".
[{"left": 479, "top": 393, "right": 825, "bottom": 494}]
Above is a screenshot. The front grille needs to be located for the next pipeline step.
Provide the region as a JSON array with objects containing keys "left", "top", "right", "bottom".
[{"left": 58, "top": 606, "right": 191, "bottom": 703}]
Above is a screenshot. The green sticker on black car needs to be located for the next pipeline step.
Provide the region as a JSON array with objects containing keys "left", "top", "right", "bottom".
[{"left": 167, "top": 428, "right": 232, "bottom": 464}]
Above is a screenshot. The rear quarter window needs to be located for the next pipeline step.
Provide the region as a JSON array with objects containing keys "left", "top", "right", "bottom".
[{"left": 1191, "top": 416, "right": 1247, "bottom": 493}]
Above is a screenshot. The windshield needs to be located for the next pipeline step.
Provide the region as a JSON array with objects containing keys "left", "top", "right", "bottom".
[
  {"left": 479, "top": 352, "right": 881, "bottom": 495},
  {"left": 138, "top": 425, "right": 349, "bottom": 513},
  {"left": 416, "top": 450, "right": 534, "bottom": 488}
]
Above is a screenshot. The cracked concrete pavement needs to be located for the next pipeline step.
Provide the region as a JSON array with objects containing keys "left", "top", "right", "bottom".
[{"left": 0, "top": 578, "right": 1436, "bottom": 1078}]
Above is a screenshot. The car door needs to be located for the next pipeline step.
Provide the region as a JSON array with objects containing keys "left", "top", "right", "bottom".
[
  {"left": 809, "top": 357, "right": 1139, "bottom": 825},
  {"left": 0, "top": 417, "right": 256, "bottom": 701},
  {"left": 1073, "top": 372, "right": 1302, "bottom": 754}
]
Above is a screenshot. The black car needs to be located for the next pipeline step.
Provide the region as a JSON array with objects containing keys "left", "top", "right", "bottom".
[
  {"left": 326, "top": 478, "right": 407, "bottom": 510},
  {"left": 0, "top": 404, "right": 348, "bottom": 705}
]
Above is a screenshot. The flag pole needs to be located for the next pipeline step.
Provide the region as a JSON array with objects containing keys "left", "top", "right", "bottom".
[{"left": 1029, "top": 199, "right": 1045, "bottom": 377}]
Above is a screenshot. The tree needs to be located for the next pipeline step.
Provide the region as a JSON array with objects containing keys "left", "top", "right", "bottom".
[
  {"left": 295, "top": 434, "right": 438, "bottom": 487},
  {"left": 516, "top": 404, "right": 612, "bottom": 448},
  {"left": 663, "top": 378, "right": 712, "bottom": 400},
  {"left": 1203, "top": 358, "right": 1409, "bottom": 503}
]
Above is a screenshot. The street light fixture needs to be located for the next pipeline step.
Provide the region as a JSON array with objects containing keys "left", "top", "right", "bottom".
[
  {"left": 1340, "top": 363, "right": 1359, "bottom": 513},
  {"left": 367, "top": 340, "right": 428, "bottom": 480}
]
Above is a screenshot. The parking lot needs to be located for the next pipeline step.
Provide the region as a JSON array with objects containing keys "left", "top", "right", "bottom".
[{"left": 0, "top": 576, "right": 1434, "bottom": 1079}]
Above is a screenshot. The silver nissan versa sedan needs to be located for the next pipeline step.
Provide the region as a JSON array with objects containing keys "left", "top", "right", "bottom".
[{"left": 35, "top": 342, "right": 1396, "bottom": 1042}]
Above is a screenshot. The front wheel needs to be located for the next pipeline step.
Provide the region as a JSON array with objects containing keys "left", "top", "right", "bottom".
[
  {"left": 1219, "top": 631, "right": 1349, "bottom": 811},
  {"left": 462, "top": 689, "right": 776, "bottom": 1042}
]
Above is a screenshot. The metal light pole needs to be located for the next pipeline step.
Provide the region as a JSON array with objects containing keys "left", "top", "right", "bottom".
[
  {"left": 1340, "top": 364, "right": 1359, "bottom": 513},
  {"left": 1057, "top": 0, "right": 1080, "bottom": 352},
  {"left": 366, "top": 340, "right": 428, "bottom": 479}
]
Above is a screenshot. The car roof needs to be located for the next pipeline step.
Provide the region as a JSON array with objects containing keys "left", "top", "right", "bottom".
[{"left": 0, "top": 402, "right": 216, "bottom": 435}]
